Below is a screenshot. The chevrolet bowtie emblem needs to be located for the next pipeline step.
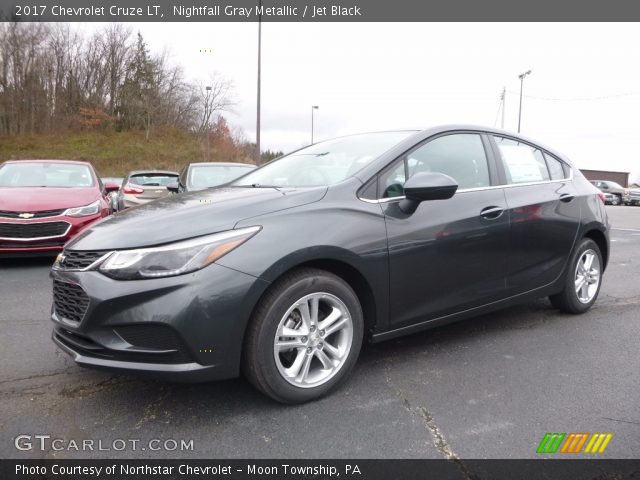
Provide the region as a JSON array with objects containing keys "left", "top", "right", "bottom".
[{"left": 18, "top": 212, "right": 35, "bottom": 219}]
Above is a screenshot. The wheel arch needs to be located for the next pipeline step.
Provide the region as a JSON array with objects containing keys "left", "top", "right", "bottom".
[
  {"left": 292, "top": 258, "right": 378, "bottom": 337},
  {"left": 583, "top": 228, "right": 609, "bottom": 271},
  {"left": 242, "top": 251, "right": 382, "bottom": 347}
]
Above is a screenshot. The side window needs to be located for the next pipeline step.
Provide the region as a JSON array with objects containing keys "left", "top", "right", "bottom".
[
  {"left": 544, "top": 153, "right": 567, "bottom": 180},
  {"left": 378, "top": 133, "right": 490, "bottom": 198},
  {"left": 493, "top": 136, "right": 550, "bottom": 184}
]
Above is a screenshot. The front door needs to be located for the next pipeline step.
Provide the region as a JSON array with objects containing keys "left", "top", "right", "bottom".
[{"left": 380, "top": 133, "right": 510, "bottom": 329}]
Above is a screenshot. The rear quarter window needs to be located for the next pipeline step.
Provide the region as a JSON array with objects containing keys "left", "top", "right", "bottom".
[{"left": 544, "top": 153, "right": 568, "bottom": 180}]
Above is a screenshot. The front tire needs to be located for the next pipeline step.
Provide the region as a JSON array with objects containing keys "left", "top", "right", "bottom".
[
  {"left": 610, "top": 195, "right": 621, "bottom": 206},
  {"left": 243, "top": 268, "right": 364, "bottom": 404},
  {"left": 549, "top": 238, "right": 603, "bottom": 314}
]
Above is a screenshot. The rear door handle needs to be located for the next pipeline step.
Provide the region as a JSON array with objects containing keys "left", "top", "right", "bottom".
[
  {"left": 480, "top": 206, "right": 504, "bottom": 220},
  {"left": 559, "top": 193, "right": 575, "bottom": 203}
]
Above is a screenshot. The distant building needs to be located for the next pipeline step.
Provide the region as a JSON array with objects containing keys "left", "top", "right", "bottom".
[{"left": 580, "top": 169, "right": 630, "bottom": 187}]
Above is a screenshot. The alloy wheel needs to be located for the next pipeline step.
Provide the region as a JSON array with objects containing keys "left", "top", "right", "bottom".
[
  {"left": 273, "top": 292, "right": 353, "bottom": 388},
  {"left": 574, "top": 249, "right": 601, "bottom": 304}
]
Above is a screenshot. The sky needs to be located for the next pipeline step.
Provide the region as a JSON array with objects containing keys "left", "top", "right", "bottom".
[{"left": 86, "top": 22, "right": 640, "bottom": 181}]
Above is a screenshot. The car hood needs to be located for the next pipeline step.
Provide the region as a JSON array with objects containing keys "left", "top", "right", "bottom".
[
  {"left": 67, "top": 186, "right": 327, "bottom": 250},
  {"left": 0, "top": 187, "right": 99, "bottom": 211}
]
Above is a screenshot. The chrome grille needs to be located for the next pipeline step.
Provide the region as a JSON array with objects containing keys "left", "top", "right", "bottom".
[
  {"left": 0, "top": 208, "right": 66, "bottom": 219},
  {"left": 0, "top": 221, "right": 70, "bottom": 240}
]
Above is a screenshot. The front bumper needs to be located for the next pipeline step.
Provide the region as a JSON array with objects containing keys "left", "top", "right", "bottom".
[
  {"left": 0, "top": 213, "right": 103, "bottom": 256},
  {"left": 50, "top": 262, "right": 269, "bottom": 382}
]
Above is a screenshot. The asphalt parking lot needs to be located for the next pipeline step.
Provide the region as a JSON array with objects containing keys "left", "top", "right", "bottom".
[{"left": 0, "top": 206, "right": 638, "bottom": 460}]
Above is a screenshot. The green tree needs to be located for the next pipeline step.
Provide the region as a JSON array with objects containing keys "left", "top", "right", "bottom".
[{"left": 116, "top": 32, "right": 158, "bottom": 138}]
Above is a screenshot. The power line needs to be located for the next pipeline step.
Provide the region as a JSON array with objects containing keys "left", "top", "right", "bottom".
[{"left": 505, "top": 90, "right": 640, "bottom": 102}]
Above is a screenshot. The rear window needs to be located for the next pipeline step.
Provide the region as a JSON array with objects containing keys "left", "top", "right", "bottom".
[
  {"left": 0, "top": 162, "right": 94, "bottom": 188},
  {"left": 129, "top": 174, "right": 178, "bottom": 186},
  {"left": 189, "top": 164, "right": 254, "bottom": 189}
]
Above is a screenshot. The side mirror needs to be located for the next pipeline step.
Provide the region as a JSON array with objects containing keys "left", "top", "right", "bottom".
[
  {"left": 167, "top": 181, "right": 180, "bottom": 193},
  {"left": 104, "top": 182, "right": 120, "bottom": 193},
  {"left": 399, "top": 172, "right": 458, "bottom": 214}
]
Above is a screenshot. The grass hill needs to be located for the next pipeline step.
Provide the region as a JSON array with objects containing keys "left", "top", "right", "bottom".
[{"left": 0, "top": 129, "right": 254, "bottom": 176}]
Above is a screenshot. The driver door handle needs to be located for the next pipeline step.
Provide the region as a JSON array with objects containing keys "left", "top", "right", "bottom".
[
  {"left": 480, "top": 206, "right": 504, "bottom": 220},
  {"left": 559, "top": 193, "right": 575, "bottom": 203}
]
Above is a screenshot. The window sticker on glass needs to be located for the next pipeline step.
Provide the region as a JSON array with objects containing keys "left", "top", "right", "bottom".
[{"left": 499, "top": 145, "right": 545, "bottom": 183}]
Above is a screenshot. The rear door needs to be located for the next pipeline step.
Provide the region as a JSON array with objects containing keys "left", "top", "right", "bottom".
[
  {"left": 489, "top": 135, "right": 580, "bottom": 294},
  {"left": 379, "top": 132, "right": 511, "bottom": 329}
]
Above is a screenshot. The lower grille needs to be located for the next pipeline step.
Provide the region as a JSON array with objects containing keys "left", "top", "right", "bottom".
[
  {"left": 0, "top": 208, "right": 66, "bottom": 219},
  {"left": 60, "top": 250, "right": 108, "bottom": 270},
  {"left": 0, "top": 240, "right": 65, "bottom": 249},
  {"left": 53, "top": 280, "right": 90, "bottom": 324},
  {"left": 0, "top": 221, "right": 70, "bottom": 240},
  {"left": 54, "top": 327, "right": 193, "bottom": 364},
  {"left": 115, "top": 324, "right": 186, "bottom": 351}
]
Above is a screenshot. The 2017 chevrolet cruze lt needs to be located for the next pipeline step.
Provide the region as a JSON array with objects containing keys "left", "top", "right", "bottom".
[{"left": 50, "top": 126, "right": 609, "bottom": 403}]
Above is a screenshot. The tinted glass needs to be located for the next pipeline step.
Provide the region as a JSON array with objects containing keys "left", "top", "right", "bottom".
[
  {"left": 0, "top": 162, "right": 94, "bottom": 188},
  {"left": 544, "top": 153, "right": 567, "bottom": 180},
  {"left": 233, "top": 132, "right": 414, "bottom": 188},
  {"left": 189, "top": 164, "right": 255, "bottom": 189},
  {"left": 493, "top": 136, "right": 550, "bottom": 184},
  {"left": 379, "top": 133, "right": 490, "bottom": 198},
  {"left": 129, "top": 173, "right": 178, "bottom": 186}
]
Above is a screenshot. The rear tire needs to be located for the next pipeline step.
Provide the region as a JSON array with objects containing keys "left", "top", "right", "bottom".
[
  {"left": 549, "top": 238, "right": 603, "bottom": 314},
  {"left": 243, "top": 268, "right": 364, "bottom": 404}
]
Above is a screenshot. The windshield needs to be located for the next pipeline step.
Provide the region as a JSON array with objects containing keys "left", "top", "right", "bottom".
[
  {"left": 233, "top": 131, "right": 414, "bottom": 188},
  {"left": 129, "top": 173, "right": 178, "bottom": 187},
  {"left": 0, "top": 162, "right": 94, "bottom": 188},
  {"left": 188, "top": 164, "right": 255, "bottom": 189}
]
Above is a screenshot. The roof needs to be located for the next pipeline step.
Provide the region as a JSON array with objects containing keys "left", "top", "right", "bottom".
[
  {"left": 188, "top": 162, "right": 256, "bottom": 167},
  {"left": 127, "top": 170, "right": 179, "bottom": 176},
  {"left": 1, "top": 159, "right": 92, "bottom": 166}
]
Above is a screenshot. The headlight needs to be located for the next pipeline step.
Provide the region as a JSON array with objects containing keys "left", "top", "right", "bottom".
[
  {"left": 98, "top": 226, "right": 260, "bottom": 280},
  {"left": 65, "top": 200, "right": 101, "bottom": 217}
]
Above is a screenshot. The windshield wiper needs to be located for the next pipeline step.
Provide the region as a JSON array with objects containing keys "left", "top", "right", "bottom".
[{"left": 234, "top": 183, "right": 285, "bottom": 192}]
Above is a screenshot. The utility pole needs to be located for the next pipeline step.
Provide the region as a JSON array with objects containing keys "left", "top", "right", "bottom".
[
  {"left": 517, "top": 70, "right": 531, "bottom": 133},
  {"left": 311, "top": 105, "right": 319, "bottom": 144},
  {"left": 500, "top": 86, "right": 506, "bottom": 129},
  {"left": 255, "top": 0, "right": 262, "bottom": 164},
  {"left": 205, "top": 86, "right": 212, "bottom": 161}
]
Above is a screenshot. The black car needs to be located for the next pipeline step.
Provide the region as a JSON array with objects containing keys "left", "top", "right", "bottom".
[
  {"left": 168, "top": 162, "right": 256, "bottom": 193},
  {"left": 50, "top": 126, "right": 609, "bottom": 403}
]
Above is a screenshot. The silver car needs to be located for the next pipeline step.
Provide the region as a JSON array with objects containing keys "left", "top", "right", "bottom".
[
  {"left": 169, "top": 162, "right": 256, "bottom": 193},
  {"left": 116, "top": 170, "right": 179, "bottom": 210}
]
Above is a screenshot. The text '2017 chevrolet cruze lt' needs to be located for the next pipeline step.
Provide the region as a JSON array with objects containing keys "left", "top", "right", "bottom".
[{"left": 50, "top": 126, "right": 609, "bottom": 403}]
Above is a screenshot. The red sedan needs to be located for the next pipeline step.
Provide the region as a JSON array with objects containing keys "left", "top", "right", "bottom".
[{"left": 0, "top": 160, "right": 119, "bottom": 256}]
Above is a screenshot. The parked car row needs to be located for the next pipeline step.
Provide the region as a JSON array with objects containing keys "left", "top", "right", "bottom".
[
  {"left": 590, "top": 180, "right": 640, "bottom": 206},
  {"left": 0, "top": 160, "right": 254, "bottom": 256}
]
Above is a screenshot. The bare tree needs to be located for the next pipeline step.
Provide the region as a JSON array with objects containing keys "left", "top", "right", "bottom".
[
  {"left": 0, "top": 23, "right": 234, "bottom": 138},
  {"left": 198, "top": 74, "right": 234, "bottom": 133}
]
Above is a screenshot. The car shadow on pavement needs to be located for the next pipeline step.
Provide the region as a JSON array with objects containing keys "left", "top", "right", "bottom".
[{"left": 75, "top": 298, "right": 559, "bottom": 411}]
